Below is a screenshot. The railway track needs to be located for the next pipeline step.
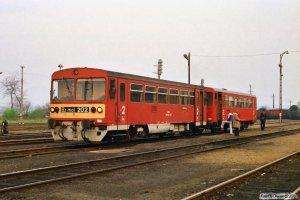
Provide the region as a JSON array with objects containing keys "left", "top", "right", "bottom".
[
  {"left": 0, "top": 143, "right": 99, "bottom": 160},
  {"left": 182, "top": 151, "right": 300, "bottom": 200},
  {"left": 0, "top": 132, "right": 51, "bottom": 141},
  {"left": 0, "top": 137, "right": 54, "bottom": 146},
  {"left": 0, "top": 127, "right": 299, "bottom": 193}
]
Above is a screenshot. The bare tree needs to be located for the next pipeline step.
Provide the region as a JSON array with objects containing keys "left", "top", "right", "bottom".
[
  {"left": 0, "top": 75, "right": 20, "bottom": 110},
  {"left": 23, "top": 100, "right": 31, "bottom": 118}
]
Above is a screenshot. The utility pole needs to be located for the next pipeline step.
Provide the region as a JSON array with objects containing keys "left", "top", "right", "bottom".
[
  {"left": 20, "top": 66, "right": 25, "bottom": 121},
  {"left": 183, "top": 52, "right": 191, "bottom": 84},
  {"left": 157, "top": 59, "right": 163, "bottom": 79},
  {"left": 249, "top": 84, "right": 252, "bottom": 95},
  {"left": 273, "top": 93, "right": 275, "bottom": 109},
  {"left": 278, "top": 51, "right": 289, "bottom": 110}
]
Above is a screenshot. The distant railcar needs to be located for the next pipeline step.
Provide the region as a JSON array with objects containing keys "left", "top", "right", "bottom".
[
  {"left": 48, "top": 67, "right": 206, "bottom": 143},
  {"left": 257, "top": 109, "right": 288, "bottom": 119}
]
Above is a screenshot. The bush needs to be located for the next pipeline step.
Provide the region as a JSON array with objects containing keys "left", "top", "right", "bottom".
[
  {"left": 288, "top": 105, "right": 300, "bottom": 119},
  {"left": 288, "top": 105, "right": 300, "bottom": 120},
  {"left": 28, "top": 108, "right": 46, "bottom": 119},
  {"left": 2, "top": 109, "right": 19, "bottom": 120}
]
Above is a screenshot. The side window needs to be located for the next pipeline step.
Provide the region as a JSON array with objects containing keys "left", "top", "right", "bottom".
[
  {"left": 110, "top": 79, "right": 116, "bottom": 100},
  {"left": 145, "top": 85, "right": 156, "bottom": 103},
  {"left": 130, "top": 83, "right": 143, "bottom": 102},
  {"left": 224, "top": 96, "right": 229, "bottom": 107},
  {"left": 245, "top": 98, "right": 249, "bottom": 108},
  {"left": 158, "top": 87, "right": 168, "bottom": 104},
  {"left": 170, "top": 89, "right": 179, "bottom": 104},
  {"left": 249, "top": 99, "right": 253, "bottom": 108},
  {"left": 120, "top": 83, "right": 125, "bottom": 102},
  {"left": 239, "top": 98, "right": 244, "bottom": 108},
  {"left": 190, "top": 91, "right": 195, "bottom": 105},
  {"left": 206, "top": 92, "right": 213, "bottom": 106},
  {"left": 181, "top": 90, "right": 189, "bottom": 105},
  {"left": 229, "top": 96, "right": 234, "bottom": 107},
  {"left": 234, "top": 98, "right": 238, "bottom": 107}
]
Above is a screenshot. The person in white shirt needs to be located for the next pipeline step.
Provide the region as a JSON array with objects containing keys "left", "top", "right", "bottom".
[{"left": 221, "top": 111, "right": 233, "bottom": 134}]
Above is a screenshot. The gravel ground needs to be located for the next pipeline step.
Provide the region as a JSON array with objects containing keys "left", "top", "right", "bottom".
[{"left": 1, "top": 121, "right": 300, "bottom": 200}]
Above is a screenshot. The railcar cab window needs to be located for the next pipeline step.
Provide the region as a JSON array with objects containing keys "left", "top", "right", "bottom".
[
  {"left": 158, "top": 87, "right": 168, "bottom": 104},
  {"left": 145, "top": 85, "right": 156, "bottom": 103},
  {"left": 130, "top": 83, "right": 144, "bottom": 102},
  {"left": 76, "top": 78, "right": 105, "bottom": 101},
  {"left": 180, "top": 90, "right": 189, "bottom": 105},
  {"left": 170, "top": 89, "right": 179, "bottom": 104},
  {"left": 52, "top": 79, "right": 74, "bottom": 101}
]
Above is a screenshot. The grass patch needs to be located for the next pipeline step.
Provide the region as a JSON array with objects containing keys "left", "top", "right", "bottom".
[{"left": 1, "top": 118, "right": 48, "bottom": 125}]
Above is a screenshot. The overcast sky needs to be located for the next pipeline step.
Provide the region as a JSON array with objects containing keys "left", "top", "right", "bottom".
[{"left": 0, "top": 0, "right": 299, "bottom": 109}]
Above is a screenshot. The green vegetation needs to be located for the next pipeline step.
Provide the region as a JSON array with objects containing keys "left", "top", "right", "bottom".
[
  {"left": 28, "top": 107, "right": 47, "bottom": 119},
  {"left": 0, "top": 106, "right": 48, "bottom": 124},
  {"left": 4, "top": 119, "right": 48, "bottom": 125},
  {"left": 288, "top": 105, "right": 300, "bottom": 120},
  {"left": 2, "top": 109, "right": 19, "bottom": 120}
]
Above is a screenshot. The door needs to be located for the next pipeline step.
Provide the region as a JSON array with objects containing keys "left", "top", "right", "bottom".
[
  {"left": 217, "top": 92, "right": 223, "bottom": 121},
  {"left": 117, "top": 79, "right": 128, "bottom": 130},
  {"left": 194, "top": 89, "right": 204, "bottom": 126},
  {"left": 199, "top": 90, "right": 204, "bottom": 124}
]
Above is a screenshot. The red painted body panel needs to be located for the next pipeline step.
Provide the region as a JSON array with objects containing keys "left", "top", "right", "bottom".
[
  {"left": 50, "top": 67, "right": 204, "bottom": 127},
  {"left": 205, "top": 87, "right": 257, "bottom": 124}
]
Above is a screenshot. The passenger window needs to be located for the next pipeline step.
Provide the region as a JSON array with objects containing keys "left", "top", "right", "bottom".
[
  {"left": 158, "top": 87, "right": 168, "bottom": 104},
  {"left": 130, "top": 83, "right": 144, "bottom": 102},
  {"left": 145, "top": 85, "right": 156, "bottom": 103},
  {"left": 190, "top": 91, "right": 195, "bottom": 105},
  {"left": 170, "top": 89, "right": 179, "bottom": 104},
  {"left": 110, "top": 79, "right": 116, "bottom": 100},
  {"left": 181, "top": 90, "right": 189, "bottom": 105},
  {"left": 206, "top": 92, "right": 213, "bottom": 106},
  {"left": 120, "top": 83, "right": 125, "bottom": 102}
]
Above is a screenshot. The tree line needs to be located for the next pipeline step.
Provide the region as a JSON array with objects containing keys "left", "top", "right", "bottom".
[{"left": 0, "top": 73, "right": 49, "bottom": 120}]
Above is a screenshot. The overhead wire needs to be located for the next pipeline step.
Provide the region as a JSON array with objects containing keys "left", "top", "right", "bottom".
[{"left": 192, "top": 50, "right": 300, "bottom": 58}]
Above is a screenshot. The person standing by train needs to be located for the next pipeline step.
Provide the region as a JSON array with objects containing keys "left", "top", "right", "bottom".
[
  {"left": 232, "top": 110, "right": 240, "bottom": 136},
  {"left": 221, "top": 111, "right": 233, "bottom": 134},
  {"left": 260, "top": 110, "right": 267, "bottom": 131}
]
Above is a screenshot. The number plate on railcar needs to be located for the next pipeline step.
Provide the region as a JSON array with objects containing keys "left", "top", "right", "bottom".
[{"left": 61, "top": 107, "right": 89, "bottom": 113}]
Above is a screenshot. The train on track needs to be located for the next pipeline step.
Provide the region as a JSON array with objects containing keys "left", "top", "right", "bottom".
[{"left": 48, "top": 67, "right": 257, "bottom": 143}]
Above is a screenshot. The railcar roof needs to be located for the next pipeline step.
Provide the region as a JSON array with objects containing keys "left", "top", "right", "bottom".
[
  {"left": 106, "top": 70, "right": 204, "bottom": 89},
  {"left": 213, "top": 88, "right": 256, "bottom": 97}
]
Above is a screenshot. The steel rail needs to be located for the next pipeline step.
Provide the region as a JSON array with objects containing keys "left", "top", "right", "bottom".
[
  {"left": 0, "top": 144, "right": 96, "bottom": 160},
  {"left": 0, "top": 128, "right": 299, "bottom": 193},
  {"left": 182, "top": 151, "right": 300, "bottom": 200},
  {"left": 0, "top": 138, "right": 54, "bottom": 146}
]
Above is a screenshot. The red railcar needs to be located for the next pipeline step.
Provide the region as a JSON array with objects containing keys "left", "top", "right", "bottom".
[
  {"left": 48, "top": 67, "right": 257, "bottom": 143},
  {"left": 48, "top": 67, "right": 206, "bottom": 143},
  {"left": 205, "top": 87, "right": 257, "bottom": 132}
]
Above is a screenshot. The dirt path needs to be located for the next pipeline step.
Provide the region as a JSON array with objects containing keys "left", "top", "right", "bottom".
[{"left": 2, "top": 130, "right": 300, "bottom": 200}]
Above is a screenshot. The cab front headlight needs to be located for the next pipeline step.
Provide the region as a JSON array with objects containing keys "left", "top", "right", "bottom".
[{"left": 97, "top": 107, "right": 103, "bottom": 113}]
